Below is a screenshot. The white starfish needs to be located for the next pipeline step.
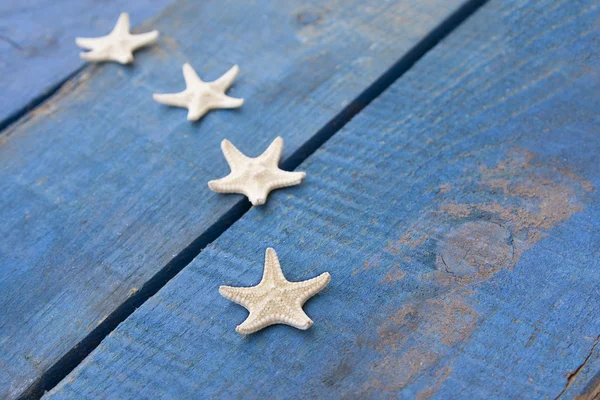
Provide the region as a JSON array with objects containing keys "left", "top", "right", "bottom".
[
  {"left": 153, "top": 63, "right": 244, "bottom": 121},
  {"left": 208, "top": 137, "right": 306, "bottom": 206},
  {"left": 220, "top": 248, "right": 331, "bottom": 334},
  {"left": 75, "top": 12, "right": 159, "bottom": 64}
]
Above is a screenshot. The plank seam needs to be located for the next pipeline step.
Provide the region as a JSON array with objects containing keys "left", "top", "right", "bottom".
[
  {"left": 17, "top": 0, "right": 489, "bottom": 398},
  {"left": 555, "top": 336, "right": 600, "bottom": 399},
  {"left": 0, "top": 4, "right": 177, "bottom": 136},
  {"left": 0, "top": 66, "right": 87, "bottom": 134}
]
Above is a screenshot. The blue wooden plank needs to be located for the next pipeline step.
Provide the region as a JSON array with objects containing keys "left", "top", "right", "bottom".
[
  {"left": 44, "top": 0, "right": 600, "bottom": 398},
  {"left": 0, "top": 0, "right": 471, "bottom": 398},
  {"left": 558, "top": 339, "right": 600, "bottom": 399},
  {"left": 0, "top": 0, "right": 173, "bottom": 130}
]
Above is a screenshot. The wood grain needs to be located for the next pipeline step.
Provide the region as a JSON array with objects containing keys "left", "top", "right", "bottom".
[
  {"left": 557, "top": 339, "right": 600, "bottom": 400},
  {"left": 0, "top": 0, "right": 173, "bottom": 129},
  {"left": 0, "top": 0, "right": 470, "bottom": 397},
  {"left": 45, "top": 0, "right": 599, "bottom": 398}
]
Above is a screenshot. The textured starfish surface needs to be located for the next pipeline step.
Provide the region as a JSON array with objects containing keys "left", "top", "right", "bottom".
[
  {"left": 75, "top": 12, "right": 158, "bottom": 64},
  {"left": 208, "top": 137, "right": 306, "bottom": 205},
  {"left": 220, "top": 248, "right": 331, "bottom": 335},
  {"left": 153, "top": 63, "right": 244, "bottom": 121}
]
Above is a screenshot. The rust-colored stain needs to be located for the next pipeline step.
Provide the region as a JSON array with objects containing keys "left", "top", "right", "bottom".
[
  {"left": 358, "top": 148, "right": 593, "bottom": 395},
  {"left": 375, "top": 304, "right": 417, "bottom": 351},
  {"left": 437, "top": 183, "right": 452, "bottom": 194},
  {"left": 365, "top": 289, "right": 478, "bottom": 394},
  {"left": 575, "top": 371, "right": 600, "bottom": 400},
  {"left": 416, "top": 366, "right": 452, "bottom": 400},
  {"left": 367, "top": 348, "right": 438, "bottom": 392},
  {"left": 362, "top": 258, "right": 380, "bottom": 271},
  {"left": 385, "top": 232, "right": 429, "bottom": 254},
  {"left": 438, "top": 203, "right": 470, "bottom": 218},
  {"left": 424, "top": 293, "right": 479, "bottom": 346},
  {"left": 380, "top": 268, "right": 406, "bottom": 284},
  {"left": 437, "top": 220, "right": 513, "bottom": 283},
  {"left": 439, "top": 148, "right": 592, "bottom": 266}
]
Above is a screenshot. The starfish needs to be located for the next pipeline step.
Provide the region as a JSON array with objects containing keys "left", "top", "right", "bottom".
[
  {"left": 208, "top": 137, "right": 306, "bottom": 205},
  {"left": 153, "top": 63, "right": 244, "bottom": 121},
  {"left": 75, "top": 12, "right": 159, "bottom": 64},
  {"left": 220, "top": 248, "right": 331, "bottom": 334}
]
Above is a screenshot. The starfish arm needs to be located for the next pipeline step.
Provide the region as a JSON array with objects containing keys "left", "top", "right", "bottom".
[
  {"left": 209, "top": 176, "right": 268, "bottom": 205},
  {"left": 237, "top": 300, "right": 312, "bottom": 334},
  {"left": 75, "top": 36, "right": 107, "bottom": 50},
  {"left": 235, "top": 310, "right": 272, "bottom": 335},
  {"left": 153, "top": 91, "right": 190, "bottom": 108},
  {"left": 219, "top": 286, "right": 257, "bottom": 308},
  {"left": 210, "top": 64, "right": 240, "bottom": 92},
  {"left": 129, "top": 30, "right": 159, "bottom": 50},
  {"left": 112, "top": 12, "right": 131, "bottom": 36},
  {"left": 182, "top": 63, "right": 203, "bottom": 87},
  {"left": 258, "top": 137, "right": 284, "bottom": 167},
  {"left": 245, "top": 185, "right": 271, "bottom": 206},
  {"left": 207, "top": 174, "right": 248, "bottom": 194},
  {"left": 235, "top": 300, "right": 310, "bottom": 334},
  {"left": 112, "top": 49, "right": 135, "bottom": 64},
  {"left": 79, "top": 49, "right": 103, "bottom": 62},
  {"left": 186, "top": 99, "right": 209, "bottom": 121},
  {"left": 210, "top": 180, "right": 265, "bottom": 206},
  {"left": 283, "top": 305, "right": 314, "bottom": 330},
  {"left": 267, "top": 169, "right": 306, "bottom": 190},
  {"left": 79, "top": 48, "right": 124, "bottom": 63},
  {"left": 261, "top": 248, "right": 288, "bottom": 285},
  {"left": 287, "top": 272, "right": 331, "bottom": 305},
  {"left": 220, "top": 139, "right": 250, "bottom": 168},
  {"left": 212, "top": 95, "right": 244, "bottom": 109}
]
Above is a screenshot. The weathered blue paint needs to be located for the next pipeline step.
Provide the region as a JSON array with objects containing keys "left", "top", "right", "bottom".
[
  {"left": 0, "top": 0, "right": 469, "bottom": 397},
  {"left": 45, "top": 0, "right": 600, "bottom": 398},
  {"left": 557, "top": 339, "right": 600, "bottom": 399},
  {"left": 0, "top": 0, "right": 174, "bottom": 129}
]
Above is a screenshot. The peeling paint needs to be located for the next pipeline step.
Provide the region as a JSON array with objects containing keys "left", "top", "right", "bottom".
[
  {"left": 437, "top": 221, "right": 513, "bottom": 283},
  {"left": 439, "top": 148, "right": 592, "bottom": 266},
  {"left": 380, "top": 268, "right": 406, "bottom": 284},
  {"left": 361, "top": 148, "right": 593, "bottom": 396}
]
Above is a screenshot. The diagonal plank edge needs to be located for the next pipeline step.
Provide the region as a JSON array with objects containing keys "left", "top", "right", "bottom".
[
  {"left": 17, "top": 2, "right": 492, "bottom": 397},
  {"left": 43, "top": 0, "right": 599, "bottom": 398},
  {"left": 0, "top": 0, "right": 482, "bottom": 398},
  {"left": 0, "top": 0, "right": 174, "bottom": 132}
]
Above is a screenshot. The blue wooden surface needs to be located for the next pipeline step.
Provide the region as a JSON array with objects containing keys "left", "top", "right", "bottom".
[
  {"left": 0, "top": 0, "right": 470, "bottom": 398},
  {"left": 0, "top": 0, "right": 173, "bottom": 129},
  {"left": 44, "top": 0, "right": 600, "bottom": 398},
  {"left": 560, "top": 341, "right": 600, "bottom": 399}
]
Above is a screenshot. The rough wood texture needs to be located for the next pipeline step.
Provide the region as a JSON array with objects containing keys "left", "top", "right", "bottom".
[
  {"left": 558, "top": 340, "right": 600, "bottom": 400},
  {"left": 45, "top": 0, "right": 599, "bottom": 398},
  {"left": 0, "top": 0, "right": 469, "bottom": 397},
  {"left": 0, "top": 0, "right": 173, "bottom": 128}
]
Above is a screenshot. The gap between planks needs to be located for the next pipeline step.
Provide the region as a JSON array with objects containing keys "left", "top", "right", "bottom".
[
  {"left": 16, "top": 0, "right": 489, "bottom": 398},
  {"left": 0, "top": 2, "right": 174, "bottom": 135},
  {"left": 554, "top": 336, "right": 600, "bottom": 400},
  {"left": 0, "top": 66, "right": 86, "bottom": 134}
]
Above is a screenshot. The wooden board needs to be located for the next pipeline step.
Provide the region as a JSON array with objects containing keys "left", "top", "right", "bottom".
[
  {"left": 559, "top": 341, "right": 600, "bottom": 400},
  {"left": 0, "top": 0, "right": 474, "bottom": 398},
  {"left": 44, "top": 0, "right": 600, "bottom": 398},
  {"left": 0, "top": 0, "right": 173, "bottom": 129}
]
